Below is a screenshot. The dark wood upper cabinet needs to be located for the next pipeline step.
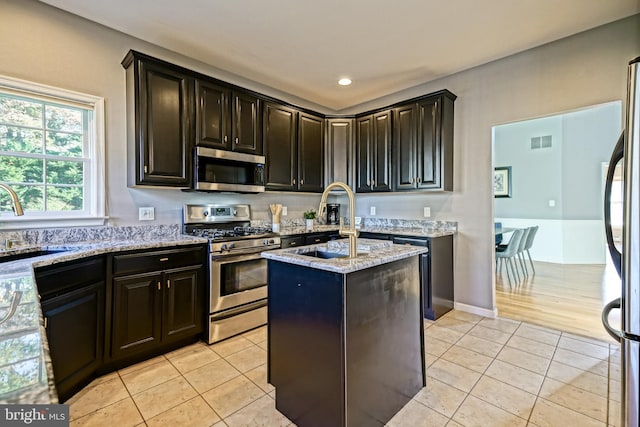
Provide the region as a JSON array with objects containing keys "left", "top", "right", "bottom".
[
  {"left": 264, "top": 103, "right": 324, "bottom": 192},
  {"left": 264, "top": 102, "right": 297, "bottom": 191},
  {"left": 232, "top": 92, "right": 261, "bottom": 154},
  {"left": 325, "top": 118, "right": 354, "bottom": 189},
  {"left": 298, "top": 112, "right": 324, "bottom": 192},
  {"left": 356, "top": 111, "right": 391, "bottom": 193},
  {"left": 196, "top": 80, "right": 230, "bottom": 150},
  {"left": 122, "top": 51, "right": 455, "bottom": 193},
  {"left": 392, "top": 92, "right": 455, "bottom": 191},
  {"left": 123, "top": 53, "right": 193, "bottom": 188},
  {"left": 356, "top": 116, "right": 372, "bottom": 192},
  {"left": 393, "top": 104, "right": 417, "bottom": 190},
  {"left": 195, "top": 80, "right": 261, "bottom": 155}
]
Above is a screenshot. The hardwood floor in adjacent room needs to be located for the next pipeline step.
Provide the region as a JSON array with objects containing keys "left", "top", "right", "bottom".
[{"left": 496, "top": 259, "right": 622, "bottom": 343}]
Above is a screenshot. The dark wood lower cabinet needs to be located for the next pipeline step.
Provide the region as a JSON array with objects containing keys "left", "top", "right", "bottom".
[
  {"left": 111, "top": 272, "right": 163, "bottom": 359},
  {"left": 164, "top": 267, "right": 203, "bottom": 342},
  {"left": 111, "top": 265, "right": 202, "bottom": 359},
  {"left": 34, "top": 245, "right": 206, "bottom": 402},
  {"left": 41, "top": 283, "right": 104, "bottom": 402},
  {"left": 35, "top": 257, "right": 106, "bottom": 403}
]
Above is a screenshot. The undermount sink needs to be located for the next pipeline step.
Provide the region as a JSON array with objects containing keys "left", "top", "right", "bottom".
[{"left": 300, "top": 250, "right": 369, "bottom": 259}]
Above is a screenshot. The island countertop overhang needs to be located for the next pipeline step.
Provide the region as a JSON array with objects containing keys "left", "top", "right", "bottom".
[{"left": 261, "top": 238, "right": 428, "bottom": 274}]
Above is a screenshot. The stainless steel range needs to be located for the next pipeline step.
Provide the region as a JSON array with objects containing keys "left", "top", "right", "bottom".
[{"left": 183, "top": 204, "right": 280, "bottom": 344}]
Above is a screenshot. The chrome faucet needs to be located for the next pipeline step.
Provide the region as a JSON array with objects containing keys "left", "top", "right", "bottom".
[
  {"left": 318, "top": 181, "right": 359, "bottom": 258},
  {"left": 0, "top": 183, "right": 24, "bottom": 216}
]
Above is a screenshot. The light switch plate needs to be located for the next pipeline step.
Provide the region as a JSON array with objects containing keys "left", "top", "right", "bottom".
[
  {"left": 370, "top": 206, "right": 376, "bottom": 216},
  {"left": 282, "top": 206, "right": 288, "bottom": 216},
  {"left": 139, "top": 207, "right": 155, "bottom": 221},
  {"left": 548, "top": 200, "right": 556, "bottom": 207},
  {"left": 423, "top": 207, "right": 431, "bottom": 218}
]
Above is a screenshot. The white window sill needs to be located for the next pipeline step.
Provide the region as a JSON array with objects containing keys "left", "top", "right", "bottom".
[{"left": 0, "top": 216, "right": 108, "bottom": 230}]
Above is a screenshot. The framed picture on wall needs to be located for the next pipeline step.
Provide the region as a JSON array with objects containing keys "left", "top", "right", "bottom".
[{"left": 494, "top": 166, "right": 512, "bottom": 198}]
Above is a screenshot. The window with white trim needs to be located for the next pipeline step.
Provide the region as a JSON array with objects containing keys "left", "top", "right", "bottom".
[{"left": 0, "top": 76, "right": 105, "bottom": 226}]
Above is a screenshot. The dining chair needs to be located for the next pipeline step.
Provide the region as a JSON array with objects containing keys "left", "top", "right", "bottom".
[
  {"left": 515, "top": 227, "right": 531, "bottom": 277},
  {"left": 522, "top": 225, "right": 539, "bottom": 274},
  {"left": 495, "top": 222, "right": 503, "bottom": 245},
  {"left": 496, "top": 229, "right": 525, "bottom": 288}
]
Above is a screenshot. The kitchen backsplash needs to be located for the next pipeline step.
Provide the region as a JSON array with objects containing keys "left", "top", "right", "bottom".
[
  {"left": 0, "top": 224, "right": 181, "bottom": 246},
  {"left": 1, "top": 218, "right": 456, "bottom": 246}
]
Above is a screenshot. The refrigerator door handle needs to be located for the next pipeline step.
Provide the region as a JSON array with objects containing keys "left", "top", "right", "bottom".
[
  {"left": 602, "top": 297, "right": 623, "bottom": 342},
  {"left": 604, "top": 132, "right": 624, "bottom": 277}
]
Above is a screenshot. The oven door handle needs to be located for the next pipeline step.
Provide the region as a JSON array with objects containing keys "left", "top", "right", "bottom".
[{"left": 211, "top": 252, "right": 265, "bottom": 263}]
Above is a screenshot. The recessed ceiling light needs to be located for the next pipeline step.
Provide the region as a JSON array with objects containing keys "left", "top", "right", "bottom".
[{"left": 338, "top": 78, "right": 352, "bottom": 86}]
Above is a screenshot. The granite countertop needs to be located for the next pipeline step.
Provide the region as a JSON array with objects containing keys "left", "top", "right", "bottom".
[
  {"left": 278, "top": 225, "right": 456, "bottom": 239},
  {"left": 262, "top": 238, "right": 428, "bottom": 274},
  {"left": 0, "top": 235, "right": 207, "bottom": 404}
]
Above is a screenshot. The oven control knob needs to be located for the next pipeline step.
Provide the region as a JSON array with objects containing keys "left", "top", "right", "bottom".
[
  {"left": 203, "top": 210, "right": 209, "bottom": 217},
  {"left": 228, "top": 243, "right": 235, "bottom": 249},
  {"left": 221, "top": 244, "right": 228, "bottom": 251},
  {"left": 264, "top": 239, "right": 275, "bottom": 245}
]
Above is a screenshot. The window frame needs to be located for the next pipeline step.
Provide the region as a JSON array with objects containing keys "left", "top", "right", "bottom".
[{"left": 0, "top": 75, "right": 106, "bottom": 228}]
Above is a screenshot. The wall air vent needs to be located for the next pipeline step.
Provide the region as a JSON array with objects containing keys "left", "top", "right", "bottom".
[{"left": 531, "top": 135, "right": 552, "bottom": 150}]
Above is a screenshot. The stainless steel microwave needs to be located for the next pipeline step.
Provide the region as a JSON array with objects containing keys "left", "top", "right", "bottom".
[{"left": 194, "top": 147, "right": 265, "bottom": 193}]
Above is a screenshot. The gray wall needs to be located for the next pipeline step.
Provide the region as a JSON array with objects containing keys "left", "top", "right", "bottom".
[
  {"left": 494, "top": 115, "right": 564, "bottom": 219},
  {"left": 493, "top": 102, "right": 621, "bottom": 220},
  {"left": 1, "top": 0, "right": 639, "bottom": 313},
  {"left": 562, "top": 103, "right": 622, "bottom": 219}
]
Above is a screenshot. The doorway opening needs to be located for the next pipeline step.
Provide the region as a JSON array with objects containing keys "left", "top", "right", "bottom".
[{"left": 491, "top": 101, "right": 622, "bottom": 342}]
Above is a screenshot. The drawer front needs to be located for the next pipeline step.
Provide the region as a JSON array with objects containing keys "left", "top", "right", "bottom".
[
  {"left": 305, "top": 233, "right": 328, "bottom": 245},
  {"left": 112, "top": 246, "right": 205, "bottom": 276},
  {"left": 280, "top": 236, "right": 305, "bottom": 248},
  {"left": 35, "top": 256, "right": 105, "bottom": 299}
]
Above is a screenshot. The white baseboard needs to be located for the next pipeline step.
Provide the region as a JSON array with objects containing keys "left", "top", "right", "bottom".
[{"left": 453, "top": 302, "right": 498, "bottom": 318}]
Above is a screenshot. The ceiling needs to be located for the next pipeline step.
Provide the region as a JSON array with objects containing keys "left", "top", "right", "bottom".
[{"left": 39, "top": 0, "right": 640, "bottom": 112}]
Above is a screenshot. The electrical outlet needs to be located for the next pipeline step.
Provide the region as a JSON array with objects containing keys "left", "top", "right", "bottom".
[
  {"left": 282, "top": 206, "right": 288, "bottom": 216},
  {"left": 370, "top": 206, "right": 376, "bottom": 216},
  {"left": 548, "top": 200, "right": 556, "bottom": 207},
  {"left": 139, "top": 207, "right": 155, "bottom": 221},
  {"left": 423, "top": 207, "right": 431, "bottom": 218}
]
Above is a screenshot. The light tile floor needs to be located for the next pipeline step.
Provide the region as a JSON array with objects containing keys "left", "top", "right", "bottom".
[{"left": 68, "top": 310, "right": 621, "bottom": 426}]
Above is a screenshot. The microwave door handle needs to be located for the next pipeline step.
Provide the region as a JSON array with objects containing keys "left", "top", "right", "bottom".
[{"left": 604, "top": 132, "right": 624, "bottom": 277}]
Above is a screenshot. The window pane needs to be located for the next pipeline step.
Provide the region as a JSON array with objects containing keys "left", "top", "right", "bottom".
[
  {"left": 46, "top": 131, "right": 82, "bottom": 157},
  {"left": 46, "top": 186, "right": 83, "bottom": 211},
  {"left": 0, "top": 184, "right": 43, "bottom": 212},
  {"left": 0, "top": 96, "right": 42, "bottom": 127},
  {"left": 45, "top": 159, "right": 83, "bottom": 185},
  {"left": 0, "top": 125, "right": 43, "bottom": 154},
  {"left": 0, "top": 155, "right": 43, "bottom": 183},
  {"left": 45, "top": 105, "right": 82, "bottom": 133}
]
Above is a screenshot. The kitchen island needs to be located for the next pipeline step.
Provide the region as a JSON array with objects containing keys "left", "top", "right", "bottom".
[{"left": 262, "top": 239, "right": 428, "bottom": 427}]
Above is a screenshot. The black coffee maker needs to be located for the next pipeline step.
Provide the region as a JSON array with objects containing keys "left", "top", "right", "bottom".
[{"left": 326, "top": 204, "right": 340, "bottom": 225}]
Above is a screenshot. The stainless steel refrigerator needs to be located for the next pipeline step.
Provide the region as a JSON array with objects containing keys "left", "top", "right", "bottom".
[{"left": 603, "top": 56, "right": 640, "bottom": 426}]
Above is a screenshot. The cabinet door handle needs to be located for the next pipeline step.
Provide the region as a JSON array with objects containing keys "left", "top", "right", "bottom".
[
  {"left": 224, "top": 135, "right": 228, "bottom": 142},
  {"left": 144, "top": 165, "right": 148, "bottom": 173},
  {"left": 235, "top": 137, "right": 239, "bottom": 144},
  {"left": 159, "top": 257, "right": 169, "bottom": 262},
  {"left": 157, "top": 282, "right": 162, "bottom": 290},
  {"left": 44, "top": 317, "right": 48, "bottom": 329},
  {"left": 290, "top": 242, "right": 297, "bottom": 246},
  {"left": 300, "top": 179, "right": 304, "bottom": 185},
  {"left": 167, "top": 280, "right": 171, "bottom": 289},
  {"left": 410, "top": 177, "right": 414, "bottom": 184},
  {"left": 417, "top": 177, "right": 422, "bottom": 184},
  {"left": 367, "top": 180, "right": 371, "bottom": 186},
  {"left": 292, "top": 179, "right": 296, "bottom": 185}
]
